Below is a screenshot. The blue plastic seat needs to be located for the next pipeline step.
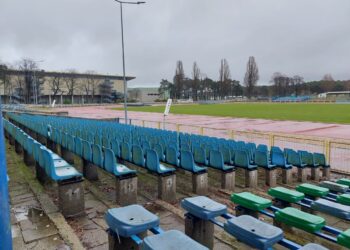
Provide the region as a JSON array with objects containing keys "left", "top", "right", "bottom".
[
  {"left": 111, "top": 139, "right": 121, "bottom": 158},
  {"left": 257, "top": 144, "right": 268, "bottom": 153},
  {"left": 299, "top": 150, "right": 318, "bottom": 168},
  {"left": 234, "top": 149, "right": 257, "bottom": 170},
  {"left": 82, "top": 140, "right": 92, "bottom": 162},
  {"left": 255, "top": 150, "right": 276, "bottom": 170},
  {"left": 146, "top": 149, "right": 175, "bottom": 175},
  {"left": 180, "top": 143, "right": 190, "bottom": 152},
  {"left": 287, "top": 150, "right": 307, "bottom": 168},
  {"left": 153, "top": 144, "right": 165, "bottom": 162},
  {"left": 67, "top": 134, "right": 75, "bottom": 152},
  {"left": 105, "top": 205, "right": 160, "bottom": 237},
  {"left": 209, "top": 150, "right": 234, "bottom": 171},
  {"left": 42, "top": 149, "right": 81, "bottom": 181},
  {"left": 221, "top": 147, "right": 233, "bottom": 165},
  {"left": 313, "top": 153, "right": 330, "bottom": 168},
  {"left": 74, "top": 137, "right": 83, "bottom": 156},
  {"left": 271, "top": 151, "right": 292, "bottom": 169},
  {"left": 165, "top": 146, "right": 179, "bottom": 167},
  {"left": 193, "top": 146, "right": 208, "bottom": 165},
  {"left": 132, "top": 145, "right": 145, "bottom": 167},
  {"left": 141, "top": 230, "right": 208, "bottom": 250},
  {"left": 181, "top": 196, "right": 227, "bottom": 220},
  {"left": 92, "top": 144, "right": 104, "bottom": 167},
  {"left": 224, "top": 215, "right": 284, "bottom": 250},
  {"left": 104, "top": 148, "right": 136, "bottom": 176},
  {"left": 180, "top": 151, "right": 206, "bottom": 173},
  {"left": 121, "top": 142, "right": 131, "bottom": 161},
  {"left": 311, "top": 198, "right": 350, "bottom": 220},
  {"left": 102, "top": 136, "right": 110, "bottom": 148}
]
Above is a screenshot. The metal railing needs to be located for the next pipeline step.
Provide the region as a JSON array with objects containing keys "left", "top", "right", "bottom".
[{"left": 121, "top": 118, "right": 350, "bottom": 174}]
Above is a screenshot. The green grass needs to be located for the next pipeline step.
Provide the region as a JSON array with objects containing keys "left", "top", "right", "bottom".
[{"left": 113, "top": 103, "right": 350, "bottom": 124}]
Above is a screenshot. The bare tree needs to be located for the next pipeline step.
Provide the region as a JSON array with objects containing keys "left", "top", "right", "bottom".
[
  {"left": 292, "top": 75, "right": 304, "bottom": 96},
  {"left": 63, "top": 69, "right": 77, "bottom": 104},
  {"left": 173, "top": 61, "right": 185, "bottom": 99},
  {"left": 191, "top": 62, "right": 200, "bottom": 101},
  {"left": 322, "top": 74, "right": 334, "bottom": 82},
  {"left": 83, "top": 70, "right": 101, "bottom": 103},
  {"left": 16, "top": 58, "right": 39, "bottom": 103},
  {"left": 243, "top": 56, "right": 259, "bottom": 99},
  {"left": 48, "top": 76, "right": 63, "bottom": 101},
  {"left": 219, "top": 59, "right": 231, "bottom": 99}
]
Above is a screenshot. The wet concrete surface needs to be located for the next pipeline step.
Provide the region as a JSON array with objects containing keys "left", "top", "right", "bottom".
[{"left": 7, "top": 143, "right": 71, "bottom": 250}]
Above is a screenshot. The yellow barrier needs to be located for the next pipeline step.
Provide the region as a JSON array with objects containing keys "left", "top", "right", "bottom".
[{"left": 128, "top": 118, "right": 350, "bottom": 174}]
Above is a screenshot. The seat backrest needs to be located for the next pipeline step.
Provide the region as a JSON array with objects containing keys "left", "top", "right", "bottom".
[
  {"left": 193, "top": 146, "right": 207, "bottom": 165},
  {"left": 111, "top": 139, "right": 120, "bottom": 157},
  {"left": 255, "top": 150, "right": 268, "bottom": 167},
  {"left": 146, "top": 149, "right": 160, "bottom": 173},
  {"left": 314, "top": 153, "right": 326, "bottom": 166},
  {"left": 74, "top": 137, "right": 83, "bottom": 156},
  {"left": 92, "top": 144, "right": 103, "bottom": 167},
  {"left": 132, "top": 145, "right": 145, "bottom": 167},
  {"left": 271, "top": 151, "right": 286, "bottom": 167},
  {"left": 82, "top": 140, "right": 92, "bottom": 162},
  {"left": 221, "top": 147, "right": 232, "bottom": 165},
  {"left": 142, "top": 141, "right": 150, "bottom": 151},
  {"left": 33, "top": 141, "right": 41, "bottom": 161},
  {"left": 180, "top": 150, "right": 195, "bottom": 171},
  {"left": 166, "top": 146, "right": 178, "bottom": 166},
  {"left": 94, "top": 134, "right": 102, "bottom": 146},
  {"left": 38, "top": 145, "right": 46, "bottom": 167},
  {"left": 271, "top": 146, "right": 282, "bottom": 154},
  {"left": 61, "top": 132, "right": 68, "bottom": 148},
  {"left": 234, "top": 149, "right": 249, "bottom": 168},
  {"left": 27, "top": 138, "right": 34, "bottom": 155},
  {"left": 102, "top": 136, "right": 110, "bottom": 149},
  {"left": 180, "top": 143, "right": 190, "bottom": 152},
  {"left": 153, "top": 144, "right": 164, "bottom": 161},
  {"left": 121, "top": 142, "right": 131, "bottom": 161},
  {"left": 257, "top": 144, "right": 268, "bottom": 153},
  {"left": 67, "top": 134, "right": 75, "bottom": 152},
  {"left": 209, "top": 150, "right": 224, "bottom": 169},
  {"left": 104, "top": 148, "right": 116, "bottom": 173},
  {"left": 287, "top": 150, "right": 300, "bottom": 166}
]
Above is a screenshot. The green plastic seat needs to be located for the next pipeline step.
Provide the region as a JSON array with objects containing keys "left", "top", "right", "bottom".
[
  {"left": 268, "top": 187, "right": 305, "bottom": 203},
  {"left": 337, "top": 178, "right": 350, "bottom": 187},
  {"left": 296, "top": 183, "right": 329, "bottom": 198},
  {"left": 337, "top": 194, "right": 350, "bottom": 206},
  {"left": 275, "top": 207, "right": 325, "bottom": 233},
  {"left": 337, "top": 229, "right": 350, "bottom": 249},
  {"left": 231, "top": 192, "right": 272, "bottom": 211}
]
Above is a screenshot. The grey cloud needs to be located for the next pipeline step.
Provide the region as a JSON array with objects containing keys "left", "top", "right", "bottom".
[{"left": 1, "top": 0, "right": 349, "bottom": 86}]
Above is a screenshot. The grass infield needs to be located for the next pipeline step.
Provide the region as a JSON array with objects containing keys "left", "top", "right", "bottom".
[{"left": 113, "top": 103, "right": 350, "bottom": 124}]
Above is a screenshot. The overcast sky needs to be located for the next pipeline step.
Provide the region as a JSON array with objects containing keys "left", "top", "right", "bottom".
[{"left": 1, "top": 0, "right": 350, "bottom": 87}]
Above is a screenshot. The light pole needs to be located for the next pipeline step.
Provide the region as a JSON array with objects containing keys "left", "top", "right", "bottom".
[{"left": 115, "top": 0, "right": 145, "bottom": 124}]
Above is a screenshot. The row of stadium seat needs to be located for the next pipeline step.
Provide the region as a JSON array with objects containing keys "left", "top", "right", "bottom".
[
  {"left": 3, "top": 118, "right": 85, "bottom": 217},
  {"left": 7, "top": 112, "right": 330, "bottom": 187}
]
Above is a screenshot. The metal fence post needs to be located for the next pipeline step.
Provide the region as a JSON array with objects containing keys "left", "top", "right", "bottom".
[
  {"left": 0, "top": 97, "right": 13, "bottom": 250},
  {"left": 324, "top": 140, "right": 331, "bottom": 165},
  {"left": 157, "top": 121, "right": 161, "bottom": 129},
  {"left": 199, "top": 127, "right": 204, "bottom": 135},
  {"left": 269, "top": 133, "right": 275, "bottom": 148},
  {"left": 176, "top": 124, "right": 180, "bottom": 133},
  {"left": 230, "top": 130, "right": 235, "bottom": 139},
  {"left": 142, "top": 120, "right": 145, "bottom": 127}
]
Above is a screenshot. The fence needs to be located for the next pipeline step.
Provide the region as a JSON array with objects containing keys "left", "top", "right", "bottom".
[{"left": 121, "top": 118, "right": 350, "bottom": 174}]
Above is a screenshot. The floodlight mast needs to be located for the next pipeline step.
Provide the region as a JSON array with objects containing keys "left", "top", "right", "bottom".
[{"left": 114, "top": 0, "right": 145, "bottom": 124}]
